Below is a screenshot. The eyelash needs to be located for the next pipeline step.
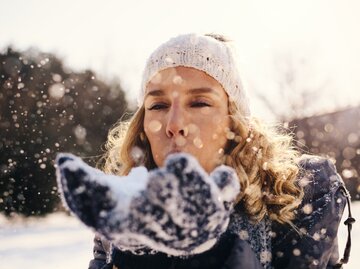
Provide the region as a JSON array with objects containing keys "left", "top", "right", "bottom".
[
  {"left": 148, "top": 100, "right": 211, "bottom": 111},
  {"left": 190, "top": 101, "right": 211, "bottom": 108},
  {"left": 148, "top": 103, "right": 168, "bottom": 110}
]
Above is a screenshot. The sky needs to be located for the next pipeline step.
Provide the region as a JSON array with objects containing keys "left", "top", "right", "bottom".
[{"left": 1, "top": 0, "right": 360, "bottom": 120}]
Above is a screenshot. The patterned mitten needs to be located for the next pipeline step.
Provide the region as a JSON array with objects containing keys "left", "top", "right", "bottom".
[{"left": 56, "top": 152, "right": 240, "bottom": 256}]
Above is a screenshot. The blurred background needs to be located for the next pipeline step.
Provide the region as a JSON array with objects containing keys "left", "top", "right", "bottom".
[{"left": 0, "top": 0, "right": 359, "bottom": 268}]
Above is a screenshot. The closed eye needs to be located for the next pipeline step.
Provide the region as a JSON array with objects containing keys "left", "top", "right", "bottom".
[
  {"left": 148, "top": 103, "right": 169, "bottom": 110},
  {"left": 190, "top": 101, "right": 211, "bottom": 108}
]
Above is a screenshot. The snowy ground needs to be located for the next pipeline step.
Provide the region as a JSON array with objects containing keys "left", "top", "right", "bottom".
[
  {"left": 1, "top": 202, "right": 359, "bottom": 269},
  {"left": 0, "top": 213, "right": 93, "bottom": 268}
]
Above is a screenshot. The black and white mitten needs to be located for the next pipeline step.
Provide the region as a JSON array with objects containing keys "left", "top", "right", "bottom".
[{"left": 56, "top": 153, "right": 240, "bottom": 256}]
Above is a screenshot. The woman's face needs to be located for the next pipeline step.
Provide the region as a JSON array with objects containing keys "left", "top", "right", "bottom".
[{"left": 143, "top": 66, "right": 230, "bottom": 173}]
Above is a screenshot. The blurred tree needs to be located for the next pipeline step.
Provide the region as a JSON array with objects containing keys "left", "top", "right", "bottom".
[
  {"left": 254, "top": 53, "right": 359, "bottom": 199},
  {"left": 289, "top": 106, "right": 360, "bottom": 200},
  {"left": 254, "top": 53, "right": 331, "bottom": 122},
  {"left": 0, "top": 47, "right": 129, "bottom": 217}
]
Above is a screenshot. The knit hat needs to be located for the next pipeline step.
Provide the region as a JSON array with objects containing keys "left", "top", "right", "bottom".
[{"left": 138, "top": 33, "right": 251, "bottom": 117}]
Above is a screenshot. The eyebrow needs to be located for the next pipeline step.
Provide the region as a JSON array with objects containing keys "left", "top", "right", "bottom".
[
  {"left": 145, "top": 87, "right": 220, "bottom": 99},
  {"left": 187, "top": 87, "right": 220, "bottom": 96},
  {"left": 145, "top": 89, "right": 165, "bottom": 98}
]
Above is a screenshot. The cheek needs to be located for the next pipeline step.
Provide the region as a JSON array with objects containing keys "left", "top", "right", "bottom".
[
  {"left": 194, "top": 120, "right": 229, "bottom": 172},
  {"left": 144, "top": 117, "right": 164, "bottom": 134},
  {"left": 144, "top": 131, "right": 163, "bottom": 166},
  {"left": 144, "top": 125, "right": 163, "bottom": 151},
  {"left": 144, "top": 118, "right": 166, "bottom": 166},
  {"left": 200, "top": 115, "right": 229, "bottom": 144},
  {"left": 144, "top": 113, "right": 164, "bottom": 138}
]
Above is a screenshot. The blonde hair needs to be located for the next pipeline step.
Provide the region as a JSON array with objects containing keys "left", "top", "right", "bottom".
[
  {"left": 100, "top": 102, "right": 303, "bottom": 225},
  {"left": 225, "top": 102, "right": 303, "bottom": 224}
]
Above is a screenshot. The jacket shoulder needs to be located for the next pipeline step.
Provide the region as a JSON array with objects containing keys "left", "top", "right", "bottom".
[
  {"left": 297, "top": 154, "right": 345, "bottom": 201},
  {"left": 298, "top": 154, "right": 340, "bottom": 180},
  {"left": 271, "top": 155, "right": 348, "bottom": 268}
]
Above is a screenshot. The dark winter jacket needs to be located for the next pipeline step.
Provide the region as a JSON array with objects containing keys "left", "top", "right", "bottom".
[{"left": 88, "top": 155, "right": 351, "bottom": 269}]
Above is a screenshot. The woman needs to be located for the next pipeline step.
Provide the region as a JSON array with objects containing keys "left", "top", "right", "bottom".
[{"left": 56, "top": 33, "right": 353, "bottom": 269}]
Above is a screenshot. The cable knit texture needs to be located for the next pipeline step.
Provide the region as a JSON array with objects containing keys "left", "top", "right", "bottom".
[{"left": 228, "top": 209, "right": 272, "bottom": 268}]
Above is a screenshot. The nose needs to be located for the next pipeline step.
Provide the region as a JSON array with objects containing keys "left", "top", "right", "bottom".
[{"left": 165, "top": 105, "right": 187, "bottom": 138}]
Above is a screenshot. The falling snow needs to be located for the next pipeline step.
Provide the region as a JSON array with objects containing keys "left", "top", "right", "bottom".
[
  {"left": 148, "top": 120, "right": 162, "bottom": 133},
  {"left": 0, "top": 47, "right": 128, "bottom": 217},
  {"left": 0, "top": 24, "right": 359, "bottom": 269}
]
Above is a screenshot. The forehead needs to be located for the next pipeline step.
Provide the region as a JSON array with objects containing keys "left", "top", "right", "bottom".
[{"left": 146, "top": 66, "right": 226, "bottom": 94}]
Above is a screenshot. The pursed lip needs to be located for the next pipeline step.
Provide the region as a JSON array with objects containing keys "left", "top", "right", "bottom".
[
  {"left": 168, "top": 149, "right": 181, "bottom": 154},
  {"left": 166, "top": 148, "right": 182, "bottom": 156}
]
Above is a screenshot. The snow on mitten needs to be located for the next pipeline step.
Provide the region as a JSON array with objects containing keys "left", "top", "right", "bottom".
[
  {"left": 210, "top": 165, "right": 241, "bottom": 210},
  {"left": 56, "top": 152, "right": 240, "bottom": 256},
  {"left": 56, "top": 153, "right": 148, "bottom": 231}
]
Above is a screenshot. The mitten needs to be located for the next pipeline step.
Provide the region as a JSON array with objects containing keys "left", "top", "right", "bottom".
[{"left": 56, "top": 152, "right": 240, "bottom": 256}]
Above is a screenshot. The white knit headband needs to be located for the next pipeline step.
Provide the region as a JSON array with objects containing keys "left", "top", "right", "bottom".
[{"left": 138, "top": 33, "right": 251, "bottom": 117}]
